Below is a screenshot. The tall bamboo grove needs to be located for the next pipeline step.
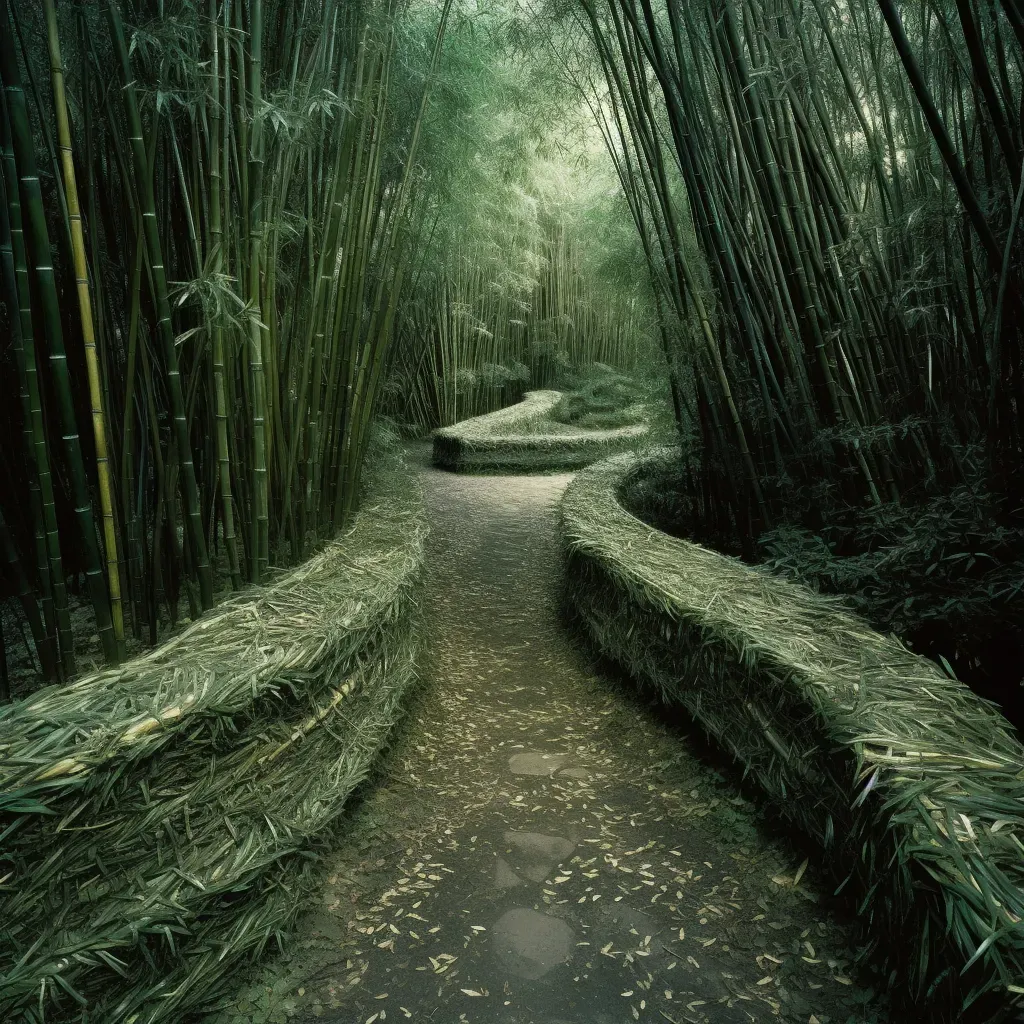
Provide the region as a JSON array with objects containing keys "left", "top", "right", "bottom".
[
  {"left": 578, "top": 0, "right": 1023, "bottom": 538},
  {"left": 0, "top": 0, "right": 452, "bottom": 690},
  {"left": 391, "top": 219, "right": 649, "bottom": 430}
]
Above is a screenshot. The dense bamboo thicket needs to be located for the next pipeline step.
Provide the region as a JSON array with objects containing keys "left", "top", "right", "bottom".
[
  {"left": 2, "top": 1, "right": 1022, "bottom": 701},
  {"left": 0, "top": 0, "right": 670, "bottom": 695},
  {"left": 552, "top": 0, "right": 1024, "bottom": 714},
  {"left": 0, "top": 0, "right": 452, "bottom": 692},
  {"left": 390, "top": 221, "right": 650, "bottom": 429},
  {"left": 382, "top": 20, "right": 660, "bottom": 431},
  {"left": 575, "top": 0, "right": 1023, "bottom": 518}
]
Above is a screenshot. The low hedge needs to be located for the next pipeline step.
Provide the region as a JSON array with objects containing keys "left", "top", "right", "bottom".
[
  {"left": 560, "top": 449, "right": 1024, "bottom": 1022},
  {"left": 432, "top": 389, "right": 647, "bottom": 472},
  {"left": 0, "top": 455, "right": 426, "bottom": 1023}
]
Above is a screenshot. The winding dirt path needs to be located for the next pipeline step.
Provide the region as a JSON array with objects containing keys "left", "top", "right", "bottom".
[{"left": 211, "top": 453, "right": 886, "bottom": 1024}]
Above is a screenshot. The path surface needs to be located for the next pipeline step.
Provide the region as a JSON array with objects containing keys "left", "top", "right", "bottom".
[{"left": 211, "top": 454, "right": 886, "bottom": 1024}]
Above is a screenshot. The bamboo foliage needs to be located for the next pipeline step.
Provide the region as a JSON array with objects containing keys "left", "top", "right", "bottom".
[
  {"left": 207, "top": 0, "right": 242, "bottom": 591},
  {"left": 574, "top": 0, "right": 1024, "bottom": 535},
  {"left": 0, "top": 0, "right": 454, "bottom": 694}
]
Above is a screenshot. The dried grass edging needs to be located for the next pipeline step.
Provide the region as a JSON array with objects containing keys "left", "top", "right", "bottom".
[
  {"left": 560, "top": 448, "right": 1024, "bottom": 1022},
  {"left": 0, "top": 455, "right": 427, "bottom": 1023},
  {"left": 432, "top": 389, "right": 647, "bottom": 472}
]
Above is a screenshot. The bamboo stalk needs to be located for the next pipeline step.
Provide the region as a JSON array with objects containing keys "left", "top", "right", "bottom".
[
  {"left": 0, "top": 168, "right": 59, "bottom": 681},
  {"left": 106, "top": 0, "right": 214, "bottom": 611},
  {"left": 209, "top": 0, "right": 242, "bottom": 591},
  {"left": 42, "top": 0, "right": 124, "bottom": 660},
  {"left": 246, "top": 0, "right": 270, "bottom": 584}
]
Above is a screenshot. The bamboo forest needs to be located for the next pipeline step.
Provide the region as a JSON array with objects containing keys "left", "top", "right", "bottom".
[{"left": 1, "top": 0, "right": 1024, "bottom": 1021}]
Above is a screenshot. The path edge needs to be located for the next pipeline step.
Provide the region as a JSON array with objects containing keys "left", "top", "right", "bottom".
[
  {"left": 559, "top": 447, "right": 1024, "bottom": 1023},
  {"left": 432, "top": 389, "right": 647, "bottom": 472},
  {"left": 0, "top": 448, "right": 428, "bottom": 1021}
]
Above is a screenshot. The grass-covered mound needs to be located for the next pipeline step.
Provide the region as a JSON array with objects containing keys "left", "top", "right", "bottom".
[
  {"left": 622, "top": 452, "right": 1024, "bottom": 731},
  {"left": 0, "top": 452, "right": 426, "bottom": 1023},
  {"left": 561, "top": 449, "right": 1024, "bottom": 1023},
  {"left": 432, "top": 387, "right": 647, "bottom": 472},
  {"left": 550, "top": 367, "right": 646, "bottom": 429}
]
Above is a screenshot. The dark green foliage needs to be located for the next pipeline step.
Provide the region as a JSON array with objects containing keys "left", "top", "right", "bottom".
[
  {"left": 760, "top": 490, "right": 1024, "bottom": 729},
  {"left": 579, "top": 0, "right": 1024, "bottom": 522},
  {"left": 551, "top": 365, "right": 645, "bottom": 429},
  {"left": 381, "top": 8, "right": 659, "bottom": 434}
]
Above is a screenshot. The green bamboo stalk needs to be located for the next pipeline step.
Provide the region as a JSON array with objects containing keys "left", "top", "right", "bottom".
[
  {"left": 246, "top": 0, "right": 269, "bottom": 583},
  {"left": 106, "top": 0, "right": 214, "bottom": 610},
  {"left": 43, "top": 0, "right": 124, "bottom": 660},
  {"left": 0, "top": 160, "right": 59, "bottom": 681},
  {"left": 876, "top": 0, "right": 1006, "bottom": 275},
  {"left": 209, "top": 0, "right": 242, "bottom": 591},
  {"left": 0, "top": 0, "right": 117, "bottom": 664}
]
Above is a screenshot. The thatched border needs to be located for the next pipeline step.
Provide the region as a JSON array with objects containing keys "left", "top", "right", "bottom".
[
  {"left": 432, "top": 389, "right": 648, "bottom": 472},
  {"left": 0, "top": 455, "right": 426, "bottom": 1023},
  {"left": 560, "top": 449, "right": 1024, "bottom": 1022}
]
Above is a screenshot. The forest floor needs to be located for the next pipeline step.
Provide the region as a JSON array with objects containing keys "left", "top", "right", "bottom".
[{"left": 204, "top": 445, "right": 888, "bottom": 1024}]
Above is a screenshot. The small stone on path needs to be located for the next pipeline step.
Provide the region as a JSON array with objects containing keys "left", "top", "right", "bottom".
[
  {"left": 493, "top": 857, "right": 524, "bottom": 890},
  {"left": 503, "top": 830, "right": 575, "bottom": 882},
  {"left": 492, "top": 908, "right": 576, "bottom": 979}
]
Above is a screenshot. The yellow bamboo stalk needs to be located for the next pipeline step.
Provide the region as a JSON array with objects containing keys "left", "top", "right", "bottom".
[{"left": 42, "top": 0, "right": 124, "bottom": 655}]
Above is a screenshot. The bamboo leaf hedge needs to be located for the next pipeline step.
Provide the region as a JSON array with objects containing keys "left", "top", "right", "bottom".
[
  {"left": 431, "top": 385, "right": 648, "bottom": 471},
  {"left": 562, "top": 450, "right": 1024, "bottom": 1022},
  {"left": 0, "top": 444, "right": 425, "bottom": 1022}
]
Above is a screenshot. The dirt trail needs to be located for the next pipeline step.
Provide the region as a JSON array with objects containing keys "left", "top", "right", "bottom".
[{"left": 210, "top": 453, "right": 886, "bottom": 1024}]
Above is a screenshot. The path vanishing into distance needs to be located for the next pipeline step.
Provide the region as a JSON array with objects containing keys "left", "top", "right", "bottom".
[{"left": 211, "top": 449, "right": 887, "bottom": 1024}]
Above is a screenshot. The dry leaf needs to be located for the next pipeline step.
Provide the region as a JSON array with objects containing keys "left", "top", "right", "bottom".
[{"left": 793, "top": 858, "right": 809, "bottom": 886}]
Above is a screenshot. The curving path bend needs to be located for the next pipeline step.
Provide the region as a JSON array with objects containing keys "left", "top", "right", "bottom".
[{"left": 211, "top": 450, "right": 886, "bottom": 1024}]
